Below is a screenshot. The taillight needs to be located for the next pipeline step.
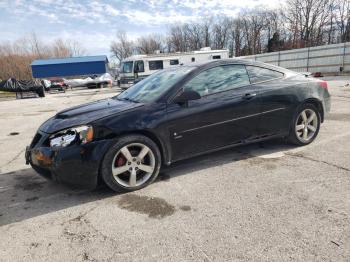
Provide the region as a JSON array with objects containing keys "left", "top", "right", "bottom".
[{"left": 318, "top": 81, "right": 328, "bottom": 90}]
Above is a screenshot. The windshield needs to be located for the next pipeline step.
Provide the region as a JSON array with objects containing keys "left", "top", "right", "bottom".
[
  {"left": 117, "top": 66, "right": 194, "bottom": 103},
  {"left": 121, "top": 61, "right": 133, "bottom": 73}
]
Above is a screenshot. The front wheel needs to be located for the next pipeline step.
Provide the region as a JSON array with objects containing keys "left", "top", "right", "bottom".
[
  {"left": 101, "top": 135, "right": 161, "bottom": 192},
  {"left": 287, "top": 103, "right": 321, "bottom": 146}
]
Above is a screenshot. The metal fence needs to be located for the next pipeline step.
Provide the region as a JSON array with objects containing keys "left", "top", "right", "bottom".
[{"left": 239, "top": 42, "right": 350, "bottom": 73}]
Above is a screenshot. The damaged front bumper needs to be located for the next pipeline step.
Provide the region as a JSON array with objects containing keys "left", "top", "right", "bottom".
[{"left": 25, "top": 131, "right": 112, "bottom": 189}]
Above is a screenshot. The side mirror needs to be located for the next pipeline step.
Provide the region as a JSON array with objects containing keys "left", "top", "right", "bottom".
[{"left": 173, "top": 90, "right": 201, "bottom": 104}]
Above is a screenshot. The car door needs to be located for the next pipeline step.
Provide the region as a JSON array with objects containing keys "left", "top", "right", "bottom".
[
  {"left": 245, "top": 65, "right": 296, "bottom": 136},
  {"left": 165, "top": 64, "right": 263, "bottom": 161}
]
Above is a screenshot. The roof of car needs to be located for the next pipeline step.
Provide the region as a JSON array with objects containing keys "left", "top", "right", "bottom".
[
  {"left": 185, "top": 58, "right": 291, "bottom": 73},
  {"left": 187, "top": 58, "right": 250, "bottom": 66}
]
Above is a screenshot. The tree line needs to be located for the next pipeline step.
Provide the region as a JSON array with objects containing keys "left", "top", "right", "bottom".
[
  {"left": 1, "top": 0, "right": 349, "bottom": 79},
  {"left": 111, "top": 0, "right": 350, "bottom": 64},
  {"left": 0, "top": 33, "right": 85, "bottom": 80}
]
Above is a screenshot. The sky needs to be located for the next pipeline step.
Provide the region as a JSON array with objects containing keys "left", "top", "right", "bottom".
[{"left": 0, "top": 0, "right": 281, "bottom": 56}]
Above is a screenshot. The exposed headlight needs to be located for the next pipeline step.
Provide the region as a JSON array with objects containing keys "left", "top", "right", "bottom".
[{"left": 49, "top": 125, "right": 93, "bottom": 148}]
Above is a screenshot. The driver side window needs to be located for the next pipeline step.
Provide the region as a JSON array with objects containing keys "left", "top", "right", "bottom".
[
  {"left": 135, "top": 60, "right": 144, "bottom": 73},
  {"left": 183, "top": 64, "right": 250, "bottom": 96}
]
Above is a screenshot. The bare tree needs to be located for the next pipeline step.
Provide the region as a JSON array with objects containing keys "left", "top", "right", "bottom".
[
  {"left": 337, "top": 0, "right": 350, "bottom": 42},
  {"left": 185, "top": 22, "right": 203, "bottom": 50},
  {"left": 167, "top": 18, "right": 213, "bottom": 52},
  {"left": 111, "top": 1, "right": 347, "bottom": 58},
  {"left": 230, "top": 18, "right": 244, "bottom": 57},
  {"left": 168, "top": 25, "right": 188, "bottom": 52},
  {"left": 324, "top": 1, "right": 338, "bottom": 44},
  {"left": 110, "top": 31, "right": 134, "bottom": 64},
  {"left": 66, "top": 40, "right": 86, "bottom": 56},
  {"left": 240, "top": 9, "right": 268, "bottom": 55},
  {"left": 0, "top": 35, "right": 86, "bottom": 80},
  {"left": 284, "top": 0, "right": 336, "bottom": 47},
  {"left": 212, "top": 17, "right": 231, "bottom": 49},
  {"left": 52, "top": 39, "right": 73, "bottom": 57},
  {"left": 137, "top": 34, "right": 164, "bottom": 54},
  {"left": 200, "top": 17, "right": 212, "bottom": 48},
  {"left": 28, "top": 32, "right": 45, "bottom": 58}
]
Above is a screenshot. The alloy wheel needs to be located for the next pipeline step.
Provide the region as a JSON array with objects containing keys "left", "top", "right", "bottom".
[
  {"left": 111, "top": 143, "right": 155, "bottom": 188},
  {"left": 295, "top": 108, "right": 318, "bottom": 142}
]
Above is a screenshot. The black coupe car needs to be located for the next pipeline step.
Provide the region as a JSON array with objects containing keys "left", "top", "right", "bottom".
[{"left": 26, "top": 59, "right": 331, "bottom": 192}]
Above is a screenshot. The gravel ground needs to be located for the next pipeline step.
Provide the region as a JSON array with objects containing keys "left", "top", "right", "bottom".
[{"left": 0, "top": 79, "right": 349, "bottom": 262}]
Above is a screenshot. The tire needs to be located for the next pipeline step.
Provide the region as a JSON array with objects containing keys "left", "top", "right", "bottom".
[
  {"left": 38, "top": 86, "right": 45, "bottom": 97},
  {"left": 287, "top": 103, "right": 321, "bottom": 146},
  {"left": 101, "top": 135, "right": 161, "bottom": 192}
]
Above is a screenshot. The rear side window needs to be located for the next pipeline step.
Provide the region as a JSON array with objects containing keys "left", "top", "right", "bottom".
[
  {"left": 246, "top": 66, "right": 284, "bottom": 83},
  {"left": 183, "top": 64, "right": 250, "bottom": 96},
  {"left": 149, "top": 60, "right": 163, "bottom": 70}
]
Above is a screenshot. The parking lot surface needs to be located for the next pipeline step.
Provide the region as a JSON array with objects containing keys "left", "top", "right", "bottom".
[{"left": 0, "top": 79, "right": 350, "bottom": 261}]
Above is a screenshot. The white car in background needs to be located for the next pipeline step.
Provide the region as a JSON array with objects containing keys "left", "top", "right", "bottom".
[{"left": 64, "top": 73, "right": 113, "bottom": 88}]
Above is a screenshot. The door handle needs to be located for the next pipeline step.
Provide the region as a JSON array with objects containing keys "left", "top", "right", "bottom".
[{"left": 242, "top": 93, "right": 257, "bottom": 100}]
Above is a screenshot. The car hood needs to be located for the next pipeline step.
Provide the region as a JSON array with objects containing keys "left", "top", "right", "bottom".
[{"left": 39, "top": 98, "right": 143, "bottom": 134}]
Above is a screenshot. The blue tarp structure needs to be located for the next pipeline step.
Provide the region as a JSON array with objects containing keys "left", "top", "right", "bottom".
[{"left": 31, "top": 55, "right": 108, "bottom": 78}]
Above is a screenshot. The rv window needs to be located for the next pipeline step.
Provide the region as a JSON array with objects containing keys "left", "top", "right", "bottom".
[
  {"left": 121, "top": 61, "right": 133, "bottom": 73},
  {"left": 212, "top": 55, "right": 221, "bottom": 59},
  {"left": 149, "top": 60, "right": 164, "bottom": 70},
  {"left": 134, "top": 60, "right": 144, "bottom": 73},
  {"left": 191, "top": 57, "right": 195, "bottom": 62},
  {"left": 170, "top": 59, "right": 179, "bottom": 65}
]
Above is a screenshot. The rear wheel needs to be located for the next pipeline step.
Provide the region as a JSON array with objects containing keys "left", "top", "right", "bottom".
[
  {"left": 287, "top": 103, "right": 321, "bottom": 145},
  {"left": 101, "top": 135, "right": 161, "bottom": 192}
]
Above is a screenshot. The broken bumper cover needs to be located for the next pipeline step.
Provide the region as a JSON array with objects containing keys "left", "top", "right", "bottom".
[{"left": 25, "top": 131, "right": 112, "bottom": 189}]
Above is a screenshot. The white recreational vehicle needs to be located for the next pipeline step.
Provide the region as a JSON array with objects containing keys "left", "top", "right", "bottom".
[{"left": 119, "top": 48, "right": 229, "bottom": 89}]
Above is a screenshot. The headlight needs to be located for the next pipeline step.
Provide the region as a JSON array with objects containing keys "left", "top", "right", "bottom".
[{"left": 49, "top": 125, "right": 93, "bottom": 148}]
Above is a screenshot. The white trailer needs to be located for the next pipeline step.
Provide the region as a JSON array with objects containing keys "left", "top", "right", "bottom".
[{"left": 119, "top": 48, "right": 229, "bottom": 89}]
